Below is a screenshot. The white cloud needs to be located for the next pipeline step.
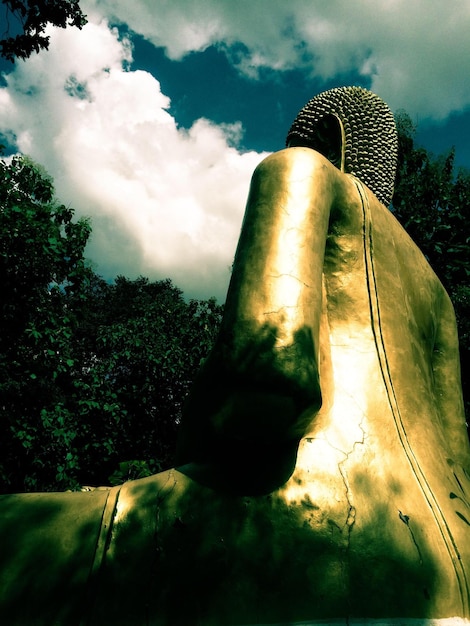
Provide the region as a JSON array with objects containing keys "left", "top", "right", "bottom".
[
  {"left": 86, "top": 0, "right": 470, "bottom": 120},
  {"left": 0, "top": 20, "right": 267, "bottom": 300}
]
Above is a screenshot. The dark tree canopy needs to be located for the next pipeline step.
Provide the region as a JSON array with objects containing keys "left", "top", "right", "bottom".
[
  {"left": 0, "top": 0, "right": 87, "bottom": 61},
  {"left": 0, "top": 155, "right": 92, "bottom": 491},
  {"left": 67, "top": 274, "right": 223, "bottom": 490}
]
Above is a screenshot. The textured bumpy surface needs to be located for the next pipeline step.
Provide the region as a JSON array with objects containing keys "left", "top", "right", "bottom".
[{"left": 286, "top": 86, "right": 398, "bottom": 206}]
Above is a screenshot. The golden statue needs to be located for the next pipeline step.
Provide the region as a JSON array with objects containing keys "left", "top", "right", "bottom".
[{"left": 1, "top": 87, "right": 470, "bottom": 625}]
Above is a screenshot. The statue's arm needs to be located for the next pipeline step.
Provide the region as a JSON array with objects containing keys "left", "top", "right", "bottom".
[{"left": 176, "top": 148, "right": 358, "bottom": 478}]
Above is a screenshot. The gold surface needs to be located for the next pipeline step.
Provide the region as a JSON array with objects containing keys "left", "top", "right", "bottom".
[{"left": 1, "top": 147, "right": 470, "bottom": 625}]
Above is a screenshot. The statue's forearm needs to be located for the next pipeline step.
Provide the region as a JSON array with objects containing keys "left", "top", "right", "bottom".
[
  {"left": 224, "top": 148, "right": 333, "bottom": 359},
  {"left": 177, "top": 148, "right": 347, "bottom": 474},
  {"left": 220, "top": 148, "right": 337, "bottom": 421}
]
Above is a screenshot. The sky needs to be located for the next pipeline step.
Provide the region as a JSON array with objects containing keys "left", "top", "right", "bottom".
[{"left": 1, "top": 0, "right": 470, "bottom": 302}]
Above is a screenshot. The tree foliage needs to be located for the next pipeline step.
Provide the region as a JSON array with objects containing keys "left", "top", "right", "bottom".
[
  {"left": 0, "top": 155, "right": 92, "bottom": 491},
  {"left": 392, "top": 111, "right": 470, "bottom": 421},
  {"left": 0, "top": 0, "right": 87, "bottom": 61},
  {"left": 66, "top": 274, "right": 223, "bottom": 489}
]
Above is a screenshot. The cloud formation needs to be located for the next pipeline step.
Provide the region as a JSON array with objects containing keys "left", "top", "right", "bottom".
[
  {"left": 0, "top": 20, "right": 267, "bottom": 300},
  {"left": 89, "top": 0, "right": 470, "bottom": 120}
]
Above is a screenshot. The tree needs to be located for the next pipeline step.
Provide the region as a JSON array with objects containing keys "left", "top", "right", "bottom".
[
  {"left": 0, "top": 0, "right": 87, "bottom": 61},
  {"left": 392, "top": 111, "right": 470, "bottom": 423},
  {"left": 68, "top": 275, "right": 223, "bottom": 487},
  {"left": 0, "top": 154, "right": 92, "bottom": 491}
]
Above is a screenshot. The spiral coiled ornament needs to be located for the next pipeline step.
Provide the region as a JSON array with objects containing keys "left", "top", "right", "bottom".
[{"left": 286, "top": 86, "right": 398, "bottom": 206}]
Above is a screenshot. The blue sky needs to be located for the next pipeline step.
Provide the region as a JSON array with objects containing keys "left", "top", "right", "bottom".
[{"left": 1, "top": 0, "right": 469, "bottom": 301}]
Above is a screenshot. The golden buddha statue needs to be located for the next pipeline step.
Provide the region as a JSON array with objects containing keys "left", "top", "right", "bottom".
[{"left": 1, "top": 87, "right": 469, "bottom": 626}]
